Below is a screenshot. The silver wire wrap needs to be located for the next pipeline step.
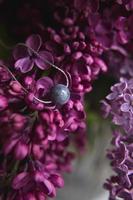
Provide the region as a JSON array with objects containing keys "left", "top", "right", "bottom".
[{"left": 1, "top": 43, "right": 70, "bottom": 105}]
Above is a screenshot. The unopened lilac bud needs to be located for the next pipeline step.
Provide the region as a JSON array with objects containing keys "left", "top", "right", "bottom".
[
  {"left": 25, "top": 193, "right": 36, "bottom": 200},
  {"left": 0, "top": 66, "right": 10, "bottom": 83},
  {"left": 27, "top": 93, "right": 35, "bottom": 102},
  {"left": 75, "top": 101, "right": 84, "bottom": 111},
  {"left": 83, "top": 54, "right": 94, "bottom": 65},
  {"left": 79, "top": 32, "right": 85, "bottom": 40},
  {"left": 10, "top": 81, "right": 22, "bottom": 93},
  {"left": 34, "top": 171, "right": 44, "bottom": 182},
  {"left": 79, "top": 41, "right": 86, "bottom": 50},
  {"left": 74, "top": 84, "right": 84, "bottom": 92},
  {"left": 27, "top": 93, "right": 44, "bottom": 110},
  {"left": 70, "top": 123, "right": 78, "bottom": 131},
  {"left": 94, "top": 58, "right": 107, "bottom": 72},
  {"left": 37, "top": 192, "right": 47, "bottom": 200},
  {"left": 12, "top": 172, "right": 30, "bottom": 189},
  {"left": 66, "top": 100, "right": 74, "bottom": 110},
  {"left": 11, "top": 113, "right": 26, "bottom": 130},
  {"left": 32, "top": 144, "right": 44, "bottom": 159},
  {"left": 55, "top": 111, "right": 64, "bottom": 127},
  {"left": 0, "top": 95, "right": 8, "bottom": 111},
  {"left": 24, "top": 76, "right": 34, "bottom": 89},
  {"left": 72, "top": 41, "right": 80, "bottom": 50},
  {"left": 11, "top": 113, "right": 26, "bottom": 123},
  {"left": 63, "top": 18, "right": 74, "bottom": 26},
  {"left": 64, "top": 44, "right": 71, "bottom": 54},
  {"left": 47, "top": 125, "right": 56, "bottom": 141},
  {"left": 72, "top": 51, "right": 82, "bottom": 60},
  {"left": 52, "top": 34, "right": 62, "bottom": 43},
  {"left": 36, "top": 102, "right": 44, "bottom": 110},
  {"left": 36, "top": 124, "right": 44, "bottom": 140},
  {"left": 50, "top": 174, "right": 64, "bottom": 188},
  {"left": 73, "top": 76, "right": 81, "bottom": 84},
  {"left": 14, "top": 141, "right": 28, "bottom": 160},
  {"left": 4, "top": 138, "right": 18, "bottom": 155},
  {"left": 40, "top": 111, "right": 51, "bottom": 122}
]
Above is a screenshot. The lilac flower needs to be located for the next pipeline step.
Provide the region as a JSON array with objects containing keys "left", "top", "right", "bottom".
[
  {"left": 36, "top": 109, "right": 65, "bottom": 141},
  {"left": 33, "top": 95, "right": 86, "bottom": 142},
  {"left": 120, "top": 93, "right": 133, "bottom": 113},
  {"left": 11, "top": 161, "right": 64, "bottom": 199},
  {"left": 103, "top": 46, "right": 133, "bottom": 79},
  {"left": 64, "top": 56, "right": 107, "bottom": 93},
  {"left": 8, "top": 81, "right": 24, "bottom": 97},
  {"left": 101, "top": 78, "right": 133, "bottom": 133},
  {"left": 25, "top": 76, "right": 86, "bottom": 137},
  {"left": 104, "top": 131, "right": 133, "bottom": 200},
  {"left": 47, "top": 36, "right": 107, "bottom": 93},
  {"left": 88, "top": 12, "right": 114, "bottom": 48},
  {"left": 2, "top": 113, "right": 29, "bottom": 160},
  {"left": 36, "top": 77, "right": 54, "bottom": 97},
  {"left": 13, "top": 34, "right": 54, "bottom": 73},
  {"left": 0, "top": 66, "right": 11, "bottom": 84},
  {"left": 25, "top": 76, "right": 54, "bottom": 111},
  {"left": 115, "top": 15, "right": 133, "bottom": 44},
  {"left": 117, "top": 0, "right": 133, "bottom": 10},
  {"left": 42, "top": 4, "right": 107, "bottom": 93},
  {"left": 0, "top": 95, "right": 8, "bottom": 111},
  {"left": 61, "top": 96, "right": 86, "bottom": 132},
  {"left": 31, "top": 138, "right": 75, "bottom": 173},
  {"left": 73, "top": 0, "right": 99, "bottom": 12},
  {"left": 102, "top": 72, "right": 133, "bottom": 199}
]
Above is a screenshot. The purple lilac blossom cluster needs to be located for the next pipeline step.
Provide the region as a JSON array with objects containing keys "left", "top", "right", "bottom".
[
  {"left": 0, "top": 34, "right": 85, "bottom": 199},
  {"left": 102, "top": 78, "right": 133, "bottom": 200},
  {"left": 0, "top": 0, "right": 106, "bottom": 199},
  {"left": 104, "top": 131, "right": 133, "bottom": 200},
  {"left": 98, "top": 0, "right": 133, "bottom": 199},
  {"left": 117, "top": 0, "right": 133, "bottom": 10},
  {"left": 0, "top": 0, "right": 133, "bottom": 199},
  {"left": 102, "top": 78, "right": 133, "bottom": 134}
]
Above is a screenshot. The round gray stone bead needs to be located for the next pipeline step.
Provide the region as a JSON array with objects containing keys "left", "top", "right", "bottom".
[{"left": 51, "top": 84, "right": 70, "bottom": 105}]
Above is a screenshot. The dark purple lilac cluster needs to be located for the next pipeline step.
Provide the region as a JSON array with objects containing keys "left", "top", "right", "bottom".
[
  {"left": 96, "top": 0, "right": 133, "bottom": 79},
  {"left": 0, "top": 35, "right": 85, "bottom": 198},
  {"left": 117, "top": 0, "right": 133, "bottom": 10},
  {"left": 0, "top": 0, "right": 106, "bottom": 199}
]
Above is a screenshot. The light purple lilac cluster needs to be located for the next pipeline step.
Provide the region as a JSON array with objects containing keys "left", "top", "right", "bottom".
[
  {"left": 117, "top": 0, "right": 133, "bottom": 10},
  {"left": 102, "top": 78, "right": 133, "bottom": 134},
  {"left": 102, "top": 77, "right": 133, "bottom": 199},
  {"left": 99, "top": 1, "right": 133, "bottom": 199},
  {"left": 104, "top": 131, "right": 133, "bottom": 200}
]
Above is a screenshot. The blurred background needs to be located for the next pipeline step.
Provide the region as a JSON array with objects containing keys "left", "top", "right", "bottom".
[
  {"left": 55, "top": 76, "right": 115, "bottom": 200},
  {"left": 56, "top": 118, "right": 112, "bottom": 200}
]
